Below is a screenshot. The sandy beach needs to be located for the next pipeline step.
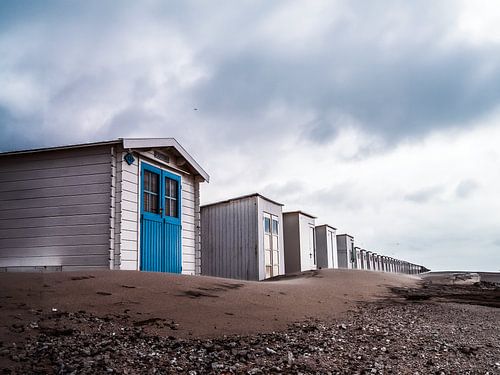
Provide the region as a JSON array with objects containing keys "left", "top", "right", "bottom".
[
  {"left": 1, "top": 269, "right": 499, "bottom": 374},
  {"left": 0, "top": 269, "right": 418, "bottom": 339}
]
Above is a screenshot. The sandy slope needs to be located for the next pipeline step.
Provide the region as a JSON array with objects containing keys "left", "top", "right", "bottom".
[{"left": 0, "top": 269, "right": 418, "bottom": 339}]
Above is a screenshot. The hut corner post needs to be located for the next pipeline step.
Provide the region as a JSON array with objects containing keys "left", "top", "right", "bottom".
[{"left": 109, "top": 146, "right": 117, "bottom": 270}]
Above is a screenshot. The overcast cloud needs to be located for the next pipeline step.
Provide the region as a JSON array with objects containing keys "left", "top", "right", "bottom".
[{"left": 1, "top": 0, "right": 499, "bottom": 271}]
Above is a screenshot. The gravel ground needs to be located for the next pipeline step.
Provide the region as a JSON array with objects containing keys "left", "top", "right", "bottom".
[{"left": 2, "top": 292, "right": 499, "bottom": 374}]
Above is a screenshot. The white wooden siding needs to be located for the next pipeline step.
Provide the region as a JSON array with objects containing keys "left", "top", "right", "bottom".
[
  {"left": 0, "top": 146, "right": 112, "bottom": 271},
  {"left": 113, "top": 149, "right": 139, "bottom": 269},
  {"left": 113, "top": 148, "right": 200, "bottom": 275}
]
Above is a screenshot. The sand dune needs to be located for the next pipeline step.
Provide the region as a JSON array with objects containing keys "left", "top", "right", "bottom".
[{"left": 0, "top": 269, "right": 418, "bottom": 339}]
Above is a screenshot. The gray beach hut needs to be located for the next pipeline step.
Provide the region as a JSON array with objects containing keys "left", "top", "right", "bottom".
[
  {"left": 283, "top": 211, "right": 317, "bottom": 273},
  {"left": 0, "top": 138, "right": 209, "bottom": 274},
  {"left": 315, "top": 224, "right": 339, "bottom": 268},
  {"left": 315, "top": 224, "right": 338, "bottom": 269},
  {"left": 200, "top": 193, "right": 285, "bottom": 281},
  {"left": 336, "top": 234, "right": 355, "bottom": 269}
]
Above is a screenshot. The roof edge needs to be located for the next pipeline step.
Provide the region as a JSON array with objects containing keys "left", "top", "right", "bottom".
[
  {"left": 0, "top": 139, "right": 121, "bottom": 156},
  {"left": 315, "top": 224, "right": 337, "bottom": 230},
  {"left": 283, "top": 210, "right": 317, "bottom": 219},
  {"left": 122, "top": 138, "right": 209, "bottom": 182},
  {"left": 201, "top": 193, "right": 284, "bottom": 208},
  {"left": 0, "top": 137, "right": 210, "bottom": 182}
]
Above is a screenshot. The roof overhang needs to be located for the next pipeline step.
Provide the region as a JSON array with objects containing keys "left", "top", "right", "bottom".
[
  {"left": 201, "top": 193, "right": 283, "bottom": 208},
  {"left": 283, "top": 210, "right": 317, "bottom": 219},
  {"left": 0, "top": 137, "right": 209, "bottom": 182},
  {"left": 315, "top": 224, "right": 337, "bottom": 230},
  {"left": 122, "top": 138, "right": 209, "bottom": 182}
]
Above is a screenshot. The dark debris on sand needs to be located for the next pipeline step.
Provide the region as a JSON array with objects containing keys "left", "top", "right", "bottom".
[{"left": 1, "top": 284, "right": 500, "bottom": 374}]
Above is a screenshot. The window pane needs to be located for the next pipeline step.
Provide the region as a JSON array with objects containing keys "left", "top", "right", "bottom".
[
  {"left": 165, "top": 177, "right": 178, "bottom": 199},
  {"left": 164, "top": 178, "right": 170, "bottom": 197},
  {"left": 165, "top": 198, "right": 171, "bottom": 217},
  {"left": 144, "top": 192, "right": 149, "bottom": 212},
  {"left": 144, "top": 171, "right": 159, "bottom": 194},
  {"left": 171, "top": 199, "right": 178, "bottom": 218},
  {"left": 143, "top": 170, "right": 159, "bottom": 214},
  {"left": 171, "top": 179, "right": 178, "bottom": 199},
  {"left": 264, "top": 217, "right": 271, "bottom": 233},
  {"left": 144, "top": 170, "right": 149, "bottom": 190},
  {"left": 264, "top": 234, "right": 271, "bottom": 250},
  {"left": 152, "top": 194, "right": 158, "bottom": 213},
  {"left": 265, "top": 250, "right": 271, "bottom": 265},
  {"left": 163, "top": 177, "right": 179, "bottom": 218},
  {"left": 272, "top": 219, "right": 278, "bottom": 234}
]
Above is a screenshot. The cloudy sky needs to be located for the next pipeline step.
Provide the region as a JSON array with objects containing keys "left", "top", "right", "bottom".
[{"left": 1, "top": 0, "right": 499, "bottom": 271}]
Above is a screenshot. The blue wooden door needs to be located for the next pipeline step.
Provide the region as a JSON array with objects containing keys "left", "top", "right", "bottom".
[{"left": 140, "top": 163, "right": 182, "bottom": 273}]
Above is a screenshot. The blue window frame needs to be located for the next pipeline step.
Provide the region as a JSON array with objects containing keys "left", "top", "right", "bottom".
[
  {"left": 141, "top": 163, "right": 181, "bottom": 225},
  {"left": 162, "top": 170, "right": 181, "bottom": 225}
]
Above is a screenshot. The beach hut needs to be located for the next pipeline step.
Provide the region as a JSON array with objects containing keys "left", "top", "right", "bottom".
[
  {"left": 364, "top": 250, "right": 371, "bottom": 270},
  {"left": 374, "top": 254, "right": 381, "bottom": 271},
  {"left": 314, "top": 224, "right": 338, "bottom": 269},
  {"left": 354, "top": 247, "right": 362, "bottom": 269},
  {"left": 336, "top": 234, "right": 355, "bottom": 269},
  {"left": 283, "top": 211, "right": 317, "bottom": 273},
  {"left": 200, "top": 193, "right": 284, "bottom": 281},
  {"left": 381, "top": 256, "right": 387, "bottom": 272},
  {"left": 390, "top": 258, "right": 396, "bottom": 273},
  {"left": 359, "top": 249, "right": 366, "bottom": 270},
  {"left": 0, "top": 138, "right": 209, "bottom": 274},
  {"left": 367, "top": 251, "right": 374, "bottom": 270},
  {"left": 375, "top": 254, "right": 380, "bottom": 270}
]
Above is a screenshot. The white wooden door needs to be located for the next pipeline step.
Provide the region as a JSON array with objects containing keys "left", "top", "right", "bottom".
[
  {"left": 309, "top": 225, "right": 316, "bottom": 269},
  {"left": 263, "top": 213, "right": 280, "bottom": 278}
]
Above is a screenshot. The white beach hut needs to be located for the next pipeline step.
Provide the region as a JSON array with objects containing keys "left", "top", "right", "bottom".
[{"left": 0, "top": 138, "right": 209, "bottom": 274}]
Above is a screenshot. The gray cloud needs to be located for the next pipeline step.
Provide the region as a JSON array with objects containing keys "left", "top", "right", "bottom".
[
  {"left": 404, "top": 185, "right": 444, "bottom": 204},
  {"left": 2, "top": 1, "right": 500, "bottom": 150},
  {"left": 455, "top": 179, "right": 479, "bottom": 199}
]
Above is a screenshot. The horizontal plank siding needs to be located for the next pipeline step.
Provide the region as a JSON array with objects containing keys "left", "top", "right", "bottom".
[
  {"left": 201, "top": 196, "right": 258, "bottom": 280},
  {"left": 0, "top": 147, "right": 111, "bottom": 171},
  {"left": 0, "top": 173, "right": 110, "bottom": 193},
  {"left": 0, "top": 183, "right": 110, "bottom": 201},
  {"left": 1, "top": 163, "right": 111, "bottom": 183},
  {"left": 0, "top": 192, "right": 109, "bottom": 211},
  {"left": 0, "top": 255, "right": 108, "bottom": 268},
  {"left": 115, "top": 152, "right": 139, "bottom": 269},
  {"left": 0, "top": 223, "right": 109, "bottom": 239},
  {"left": 0, "top": 214, "right": 110, "bottom": 230},
  {"left": 0, "top": 203, "right": 110, "bottom": 220},
  {"left": 0, "top": 245, "right": 109, "bottom": 257},
  {"left": 0, "top": 146, "right": 112, "bottom": 270},
  {"left": 181, "top": 174, "right": 197, "bottom": 275}
]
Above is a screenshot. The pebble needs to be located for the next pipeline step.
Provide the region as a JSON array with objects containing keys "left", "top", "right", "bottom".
[{"left": 1, "top": 288, "right": 499, "bottom": 374}]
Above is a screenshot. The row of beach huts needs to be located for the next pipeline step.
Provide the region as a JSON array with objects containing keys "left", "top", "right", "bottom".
[
  {"left": 0, "top": 138, "right": 428, "bottom": 280},
  {"left": 201, "top": 194, "right": 428, "bottom": 280}
]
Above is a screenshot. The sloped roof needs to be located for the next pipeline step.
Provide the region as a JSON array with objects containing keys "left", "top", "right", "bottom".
[
  {"left": 283, "top": 210, "right": 317, "bottom": 219},
  {"left": 0, "top": 137, "right": 209, "bottom": 182},
  {"left": 201, "top": 193, "right": 284, "bottom": 208}
]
